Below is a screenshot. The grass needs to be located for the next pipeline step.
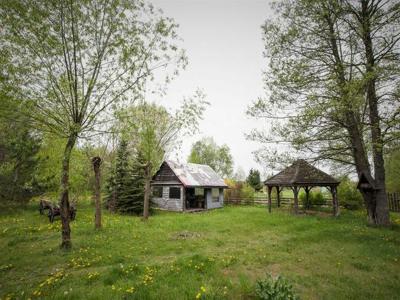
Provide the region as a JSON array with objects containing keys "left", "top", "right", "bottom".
[{"left": 1, "top": 201, "right": 400, "bottom": 300}]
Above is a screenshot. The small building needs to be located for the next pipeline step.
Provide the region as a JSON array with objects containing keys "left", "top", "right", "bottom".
[
  {"left": 264, "top": 159, "right": 340, "bottom": 216},
  {"left": 151, "top": 160, "right": 228, "bottom": 211}
]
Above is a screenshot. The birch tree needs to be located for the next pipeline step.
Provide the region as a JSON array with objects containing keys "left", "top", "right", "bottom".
[{"left": 0, "top": 0, "right": 185, "bottom": 248}]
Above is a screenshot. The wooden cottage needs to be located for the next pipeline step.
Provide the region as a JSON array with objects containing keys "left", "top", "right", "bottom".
[{"left": 151, "top": 160, "right": 228, "bottom": 211}]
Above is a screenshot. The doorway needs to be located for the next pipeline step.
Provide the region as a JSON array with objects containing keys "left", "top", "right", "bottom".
[{"left": 185, "top": 188, "right": 206, "bottom": 209}]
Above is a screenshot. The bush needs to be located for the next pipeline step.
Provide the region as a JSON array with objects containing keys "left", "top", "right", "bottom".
[
  {"left": 240, "top": 183, "right": 255, "bottom": 200},
  {"left": 338, "top": 177, "right": 363, "bottom": 210},
  {"left": 299, "top": 190, "right": 326, "bottom": 208},
  {"left": 255, "top": 274, "right": 299, "bottom": 300},
  {"left": 312, "top": 191, "right": 326, "bottom": 206}
]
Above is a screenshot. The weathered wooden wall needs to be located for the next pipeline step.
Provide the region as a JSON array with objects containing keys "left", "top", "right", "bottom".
[
  {"left": 206, "top": 188, "right": 224, "bottom": 209},
  {"left": 151, "top": 185, "right": 184, "bottom": 211}
]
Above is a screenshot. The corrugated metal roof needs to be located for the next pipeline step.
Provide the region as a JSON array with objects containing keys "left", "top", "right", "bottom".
[{"left": 166, "top": 160, "right": 227, "bottom": 188}]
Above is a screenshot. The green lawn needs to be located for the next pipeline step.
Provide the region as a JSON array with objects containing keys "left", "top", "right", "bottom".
[{"left": 1, "top": 202, "right": 400, "bottom": 300}]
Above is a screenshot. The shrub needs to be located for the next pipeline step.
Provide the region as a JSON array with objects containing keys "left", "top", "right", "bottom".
[
  {"left": 312, "top": 191, "right": 325, "bottom": 206},
  {"left": 240, "top": 183, "right": 255, "bottom": 200},
  {"left": 299, "top": 190, "right": 326, "bottom": 208},
  {"left": 337, "top": 177, "right": 363, "bottom": 210},
  {"left": 224, "top": 179, "right": 242, "bottom": 200},
  {"left": 255, "top": 274, "right": 299, "bottom": 300}
]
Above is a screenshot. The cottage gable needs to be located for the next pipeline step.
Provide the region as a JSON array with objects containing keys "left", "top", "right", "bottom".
[{"left": 152, "top": 162, "right": 181, "bottom": 185}]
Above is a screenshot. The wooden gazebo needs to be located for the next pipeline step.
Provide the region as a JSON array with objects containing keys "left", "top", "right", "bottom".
[{"left": 264, "top": 159, "right": 340, "bottom": 216}]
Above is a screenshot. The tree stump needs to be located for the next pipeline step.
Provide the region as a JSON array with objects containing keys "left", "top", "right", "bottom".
[{"left": 92, "top": 156, "right": 102, "bottom": 229}]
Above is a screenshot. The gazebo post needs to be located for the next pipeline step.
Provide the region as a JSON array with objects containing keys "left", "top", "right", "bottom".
[
  {"left": 330, "top": 186, "right": 340, "bottom": 217},
  {"left": 292, "top": 186, "right": 299, "bottom": 214},
  {"left": 304, "top": 186, "right": 310, "bottom": 211},
  {"left": 276, "top": 186, "right": 281, "bottom": 208},
  {"left": 267, "top": 186, "right": 272, "bottom": 213}
]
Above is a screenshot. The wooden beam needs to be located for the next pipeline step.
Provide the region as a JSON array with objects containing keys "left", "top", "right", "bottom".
[
  {"left": 304, "top": 186, "right": 310, "bottom": 211},
  {"left": 276, "top": 186, "right": 281, "bottom": 208},
  {"left": 331, "top": 186, "right": 340, "bottom": 217},
  {"left": 267, "top": 186, "right": 272, "bottom": 213},
  {"left": 292, "top": 186, "right": 299, "bottom": 214}
]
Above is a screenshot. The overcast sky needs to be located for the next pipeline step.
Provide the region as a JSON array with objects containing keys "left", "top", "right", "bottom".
[{"left": 150, "top": 0, "right": 273, "bottom": 175}]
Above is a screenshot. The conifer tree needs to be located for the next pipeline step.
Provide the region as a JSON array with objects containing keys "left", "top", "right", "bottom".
[{"left": 105, "top": 140, "right": 145, "bottom": 215}]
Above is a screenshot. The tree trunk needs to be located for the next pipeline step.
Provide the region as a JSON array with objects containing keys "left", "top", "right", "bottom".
[
  {"left": 59, "top": 134, "right": 77, "bottom": 249},
  {"left": 92, "top": 156, "right": 102, "bottom": 229},
  {"left": 359, "top": 0, "right": 390, "bottom": 226},
  {"left": 326, "top": 8, "right": 389, "bottom": 226},
  {"left": 143, "top": 163, "right": 151, "bottom": 220}
]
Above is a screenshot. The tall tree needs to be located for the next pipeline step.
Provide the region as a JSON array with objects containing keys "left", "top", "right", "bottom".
[
  {"left": 0, "top": 0, "right": 185, "bottom": 248},
  {"left": 0, "top": 50, "right": 42, "bottom": 202},
  {"left": 188, "top": 137, "right": 234, "bottom": 178},
  {"left": 117, "top": 92, "right": 207, "bottom": 219},
  {"left": 247, "top": 0, "right": 399, "bottom": 226},
  {"left": 246, "top": 169, "right": 262, "bottom": 192},
  {"left": 385, "top": 148, "right": 400, "bottom": 193},
  {"left": 105, "top": 140, "right": 144, "bottom": 214}
]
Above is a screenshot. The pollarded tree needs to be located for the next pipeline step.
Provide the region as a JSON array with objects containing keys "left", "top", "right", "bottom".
[
  {"left": 188, "top": 137, "right": 234, "bottom": 178},
  {"left": 247, "top": 0, "right": 400, "bottom": 226},
  {"left": 0, "top": 0, "right": 185, "bottom": 248}
]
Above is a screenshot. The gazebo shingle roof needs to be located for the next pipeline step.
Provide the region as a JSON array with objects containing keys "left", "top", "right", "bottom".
[{"left": 264, "top": 159, "right": 339, "bottom": 186}]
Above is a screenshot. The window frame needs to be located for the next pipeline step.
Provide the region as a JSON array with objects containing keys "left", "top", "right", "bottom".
[
  {"left": 169, "top": 187, "right": 181, "bottom": 199},
  {"left": 212, "top": 188, "right": 220, "bottom": 202},
  {"left": 152, "top": 186, "right": 163, "bottom": 198}
]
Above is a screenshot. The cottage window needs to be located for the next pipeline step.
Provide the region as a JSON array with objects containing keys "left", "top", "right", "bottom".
[
  {"left": 212, "top": 188, "right": 219, "bottom": 202},
  {"left": 169, "top": 187, "right": 181, "bottom": 199},
  {"left": 152, "top": 186, "right": 163, "bottom": 198}
]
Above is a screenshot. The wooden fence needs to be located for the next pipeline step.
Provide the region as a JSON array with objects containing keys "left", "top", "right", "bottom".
[
  {"left": 224, "top": 197, "right": 333, "bottom": 207},
  {"left": 388, "top": 193, "right": 400, "bottom": 212},
  {"left": 226, "top": 193, "right": 400, "bottom": 212}
]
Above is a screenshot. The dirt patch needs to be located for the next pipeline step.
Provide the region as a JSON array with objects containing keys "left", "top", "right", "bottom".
[{"left": 171, "top": 230, "right": 201, "bottom": 240}]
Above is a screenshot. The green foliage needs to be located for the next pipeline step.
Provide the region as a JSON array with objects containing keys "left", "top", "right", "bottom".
[
  {"left": 35, "top": 135, "right": 92, "bottom": 196},
  {"left": 299, "top": 190, "right": 326, "bottom": 208},
  {"left": 0, "top": 94, "right": 42, "bottom": 202},
  {"left": 224, "top": 180, "right": 255, "bottom": 203},
  {"left": 255, "top": 274, "right": 298, "bottom": 300},
  {"left": 188, "top": 137, "right": 233, "bottom": 178},
  {"left": 337, "top": 177, "right": 363, "bottom": 210},
  {"left": 117, "top": 97, "right": 208, "bottom": 176},
  {"left": 105, "top": 141, "right": 144, "bottom": 215},
  {"left": 246, "top": 169, "right": 263, "bottom": 191},
  {"left": 385, "top": 149, "right": 400, "bottom": 193},
  {"left": 240, "top": 183, "right": 256, "bottom": 200}
]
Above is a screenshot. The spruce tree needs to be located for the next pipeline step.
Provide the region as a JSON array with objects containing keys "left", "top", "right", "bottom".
[
  {"left": 117, "top": 151, "right": 145, "bottom": 214},
  {"left": 105, "top": 140, "right": 145, "bottom": 215}
]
